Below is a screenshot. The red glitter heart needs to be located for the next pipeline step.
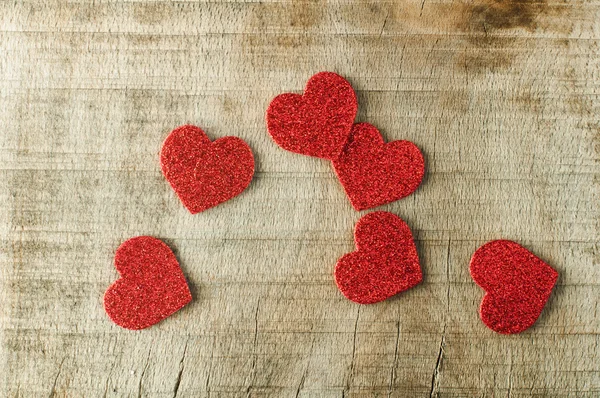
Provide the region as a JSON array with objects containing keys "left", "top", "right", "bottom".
[
  {"left": 470, "top": 240, "right": 559, "bottom": 334},
  {"left": 104, "top": 236, "right": 192, "bottom": 330},
  {"left": 333, "top": 123, "right": 425, "bottom": 210},
  {"left": 160, "top": 125, "right": 255, "bottom": 214},
  {"left": 335, "top": 212, "right": 422, "bottom": 304},
  {"left": 266, "top": 72, "right": 358, "bottom": 160}
]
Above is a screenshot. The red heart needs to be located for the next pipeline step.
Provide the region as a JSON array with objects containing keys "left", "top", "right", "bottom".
[
  {"left": 332, "top": 123, "right": 425, "bottom": 211},
  {"left": 104, "top": 236, "right": 192, "bottom": 330},
  {"left": 470, "top": 240, "right": 559, "bottom": 334},
  {"left": 335, "top": 212, "right": 422, "bottom": 304},
  {"left": 160, "top": 125, "right": 254, "bottom": 214},
  {"left": 266, "top": 72, "right": 358, "bottom": 160}
]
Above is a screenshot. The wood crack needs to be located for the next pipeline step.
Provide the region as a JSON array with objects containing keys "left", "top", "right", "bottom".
[
  {"left": 379, "top": 10, "right": 389, "bottom": 39},
  {"left": 137, "top": 348, "right": 152, "bottom": 398},
  {"left": 429, "top": 329, "right": 446, "bottom": 398},
  {"left": 294, "top": 369, "right": 306, "bottom": 398},
  {"left": 173, "top": 339, "right": 189, "bottom": 398},
  {"left": 387, "top": 321, "right": 401, "bottom": 397},
  {"left": 420, "top": 0, "right": 427, "bottom": 17},
  {"left": 343, "top": 307, "right": 360, "bottom": 397},
  {"left": 205, "top": 336, "right": 216, "bottom": 397},
  {"left": 48, "top": 357, "right": 66, "bottom": 398},
  {"left": 102, "top": 360, "right": 116, "bottom": 398},
  {"left": 430, "top": 238, "right": 452, "bottom": 397},
  {"left": 246, "top": 298, "right": 261, "bottom": 397}
]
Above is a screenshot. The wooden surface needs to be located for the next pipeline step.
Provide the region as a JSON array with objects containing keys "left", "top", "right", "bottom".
[{"left": 1, "top": 0, "right": 599, "bottom": 397}]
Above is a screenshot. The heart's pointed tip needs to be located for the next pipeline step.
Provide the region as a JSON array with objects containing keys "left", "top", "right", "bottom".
[
  {"left": 187, "top": 207, "right": 201, "bottom": 215},
  {"left": 413, "top": 271, "right": 424, "bottom": 287},
  {"left": 352, "top": 203, "right": 367, "bottom": 211}
]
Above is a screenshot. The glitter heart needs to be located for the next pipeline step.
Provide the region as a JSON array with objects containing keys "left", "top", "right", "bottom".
[
  {"left": 104, "top": 236, "right": 192, "bottom": 330},
  {"left": 266, "top": 72, "right": 358, "bottom": 160},
  {"left": 335, "top": 211, "right": 422, "bottom": 304},
  {"left": 160, "top": 125, "right": 255, "bottom": 214},
  {"left": 332, "top": 123, "right": 425, "bottom": 210},
  {"left": 470, "top": 240, "right": 559, "bottom": 334}
]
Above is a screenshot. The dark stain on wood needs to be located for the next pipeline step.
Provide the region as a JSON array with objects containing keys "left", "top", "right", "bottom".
[
  {"left": 72, "top": 4, "right": 103, "bottom": 24},
  {"left": 242, "top": 2, "right": 321, "bottom": 51},
  {"left": 465, "top": 0, "right": 546, "bottom": 32},
  {"left": 249, "top": 2, "right": 324, "bottom": 31},
  {"left": 133, "top": 3, "right": 172, "bottom": 25},
  {"left": 456, "top": 0, "right": 553, "bottom": 73},
  {"left": 439, "top": 89, "right": 471, "bottom": 114},
  {"left": 339, "top": 1, "right": 388, "bottom": 33},
  {"left": 128, "top": 34, "right": 162, "bottom": 47},
  {"left": 514, "top": 90, "right": 543, "bottom": 113},
  {"left": 567, "top": 95, "right": 593, "bottom": 117},
  {"left": 589, "top": 122, "right": 600, "bottom": 159},
  {"left": 277, "top": 35, "right": 315, "bottom": 49},
  {"left": 289, "top": 1, "right": 323, "bottom": 29}
]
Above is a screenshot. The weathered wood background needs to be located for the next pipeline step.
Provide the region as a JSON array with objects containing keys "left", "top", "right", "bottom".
[{"left": 1, "top": 0, "right": 599, "bottom": 397}]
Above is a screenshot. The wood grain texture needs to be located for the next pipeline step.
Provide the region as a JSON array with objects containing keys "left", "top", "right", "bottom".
[{"left": 0, "top": 0, "right": 598, "bottom": 396}]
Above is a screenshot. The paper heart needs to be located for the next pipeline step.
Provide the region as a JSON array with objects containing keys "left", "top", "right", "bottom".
[
  {"left": 266, "top": 72, "right": 358, "bottom": 160},
  {"left": 104, "top": 236, "right": 192, "bottom": 330},
  {"left": 332, "top": 123, "right": 425, "bottom": 211},
  {"left": 335, "top": 212, "right": 422, "bottom": 304},
  {"left": 160, "top": 125, "right": 254, "bottom": 213},
  {"left": 470, "top": 240, "right": 559, "bottom": 334}
]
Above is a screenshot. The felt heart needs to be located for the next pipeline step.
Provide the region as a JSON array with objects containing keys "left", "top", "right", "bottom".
[
  {"left": 266, "top": 71, "right": 358, "bottom": 160},
  {"left": 332, "top": 123, "right": 425, "bottom": 211},
  {"left": 160, "top": 125, "right": 254, "bottom": 214},
  {"left": 335, "top": 211, "right": 422, "bottom": 304},
  {"left": 104, "top": 236, "right": 192, "bottom": 330},
  {"left": 470, "top": 240, "right": 559, "bottom": 334}
]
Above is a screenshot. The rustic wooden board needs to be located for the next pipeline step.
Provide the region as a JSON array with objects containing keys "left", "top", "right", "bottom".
[{"left": 1, "top": 0, "right": 599, "bottom": 397}]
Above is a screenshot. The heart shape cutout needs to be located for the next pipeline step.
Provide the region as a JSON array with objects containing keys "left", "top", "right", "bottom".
[
  {"left": 335, "top": 211, "right": 422, "bottom": 304},
  {"left": 266, "top": 71, "right": 358, "bottom": 160},
  {"left": 470, "top": 240, "right": 559, "bottom": 334},
  {"left": 104, "top": 236, "right": 192, "bottom": 330},
  {"left": 332, "top": 123, "right": 425, "bottom": 211},
  {"left": 161, "top": 125, "right": 255, "bottom": 214}
]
